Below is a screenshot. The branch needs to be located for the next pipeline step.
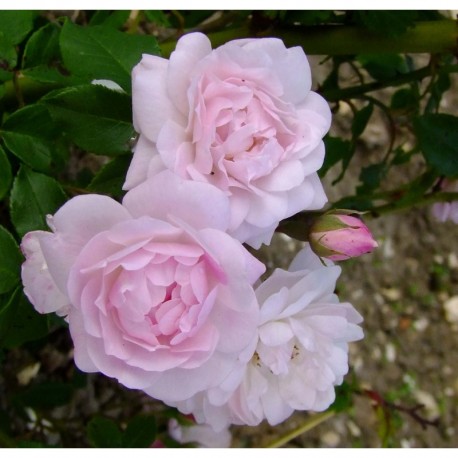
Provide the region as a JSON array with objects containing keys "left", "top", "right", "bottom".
[
  {"left": 369, "top": 191, "right": 458, "bottom": 216},
  {"left": 361, "top": 389, "right": 440, "bottom": 431},
  {"left": 159, "top": 20, "right": 458, "bottom": 58}
]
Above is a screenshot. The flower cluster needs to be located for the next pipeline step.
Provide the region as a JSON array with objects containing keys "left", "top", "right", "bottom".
[{"left": 21, "top": 33, "right": 373, "bottom": 444}]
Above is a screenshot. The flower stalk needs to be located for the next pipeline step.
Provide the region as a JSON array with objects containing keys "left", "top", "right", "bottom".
[{"left": 265, "top": 410, "right": 336, "bottom": 448}]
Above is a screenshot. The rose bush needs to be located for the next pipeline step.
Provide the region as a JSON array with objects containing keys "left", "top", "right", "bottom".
[
  {"left": 21, "top": 171, "right": 264, "bottom": 404},
  {"left": 169, "top": 244, "right": 363, "bottom": 430},
  {"left": 124, "top": 32, "right": 331, "bottom": 248}
]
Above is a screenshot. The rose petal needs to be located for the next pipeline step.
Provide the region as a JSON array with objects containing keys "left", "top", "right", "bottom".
[
  {"left": 123, "top": 171, "right": 231, "bottom": 232},
  {"left": 132, "top": 54, "right": 185, "bottom": 142}
]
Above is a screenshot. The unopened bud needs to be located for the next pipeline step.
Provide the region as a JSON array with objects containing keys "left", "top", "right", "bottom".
[{"left": 309, "top": 213, "right": 378, "bottom": 261}]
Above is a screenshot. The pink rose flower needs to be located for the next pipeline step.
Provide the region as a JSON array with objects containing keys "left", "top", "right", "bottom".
[
  {"left": 124, "top": 32, "right": 330, "bottom": 248},
  {"left": 20, "top": 171, "right": 264, "bottom": 404},
  {"left": 170, "top": 244, "right": 363, "bottom": 430},
  {"left": 309, "top": 213, "right": 378, "bottom": 261},
  {"left": 431, "top": 179, "right": 458, "bottom": 224},
  {"left": 21, "top": 229, "right": 70, "bottom": 318},
  {"left": 168, "top": 418, "right": 231, "bottom": 448}
]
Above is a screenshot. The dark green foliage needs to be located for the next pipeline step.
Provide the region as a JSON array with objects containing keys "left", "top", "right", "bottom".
[
  {"left": 0, "top": 225, "right": 22, "bottom": 294},
  {"left": 87, "top": 416, "right": 123, "bottom": 448},
  {"left": 414, "top": 114, "right": 458, "bottom": 177},
  {"left": 2, "top": 104, "right": 57, "bottom": 172},
  {"left": 0, "top": 145, "right": 12, "bottom": 199},
  {"left": 0, "top": 287, "right": 49, "bottom": 349},
  {"left": 10, "top": 166, "right": 67, "bottom": 237},
  {"left": 60, "top": 20, "right": 160, "bottom": 92},
  {"left": 122, "top": 415, "right": 157, "bottom": 447},
  {"left": 353, "top": 11, "right": 418, "bottom": 37},
  {"left": 0, "top": 11, "right": 35, "bottom": 45},
  {"left": 42, "top": 84, "right": 135, "bottom": 156},
  {"left": 14, "top": 382, "right": 74, "bottom": 409},
  {"left": 357, "top": 54, "right": 407, "bottom": 80},
  {"left": 88, "top": 154, "right": 132, "bottom": 198}
]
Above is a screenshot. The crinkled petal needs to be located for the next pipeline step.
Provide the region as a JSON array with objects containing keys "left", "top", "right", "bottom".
[{"left": 123, "top": 170, "right": 231, "bottom": 232}]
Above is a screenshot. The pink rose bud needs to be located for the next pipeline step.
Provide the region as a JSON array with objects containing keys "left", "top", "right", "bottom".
[{"left": 309, "top": 213, "right": 378, "bottom": 261}]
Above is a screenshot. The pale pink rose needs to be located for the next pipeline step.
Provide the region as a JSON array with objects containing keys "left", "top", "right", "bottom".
[
  {"left": 124, "top": 32, "right": 330, "bottom": 248},
  {"left": 21, "top": 230, "right": 70, "bottom": 318},
  {"left": 168, "top": 418, "right": 231, "bottom": 448},
  {"left": 171, "top": 244, "right": 363, "bottom": 429},
  {"left": 431, "top": 179, "right": 458, "bottom": 224},
  {"left": 309, "top": 213, "right": 378, "bottom": 261},
  {"left": 20, "top": 171, "right": 264, "bottom": 404}
]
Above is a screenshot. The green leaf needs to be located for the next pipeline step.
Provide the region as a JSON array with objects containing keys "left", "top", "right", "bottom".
[
  {"left": 352, "top": 103, "right": 373, "bottom": 140},
  {"left": 14, "top": 382, "right": 73, "bottom": 410},
  {"left": 2, "top": 104, "right": 57, "bottom": 172},
  {"left": 391, "top": 88, "right": 419, "bottom": 112},
  {"left": 353, "top": 11, "right": 418, "bottom": 38},
  {"left": 23, "top": 22, "right": 61, "bottom": 68},
  {"left": 22, "top": 21, "right": 83, "bottom": 86},
  {"left": 333, "top": 195, "right": 374, "bottom": 212},
  {"left": 0, "top": 31, "right": 17, "bottom": 81},
  {"left": 170, "top": 11, "right": 214, "bottom": 28},
  {"left": 0, "top": 11, "right": 35, "bottom": 45},
  {"left": 88, "top": 11, "right": 131, "bottom": 28},
  {"left": 60, "top": 20, "right": 160, "bottom": 92},
  {"left": 22, "top": 66, "right": 82, "bottom": 86},
  {"left": 320, "top": 136, "right": 354, "bottom": 183},
  {"left": 0, "top": 145, "right": 12, "bottom": 199},
  {"left": 0, "top": 287, "right": 49, "bottom": 349},
  {"left": 357, "top": 54, "right": 407, "bottom": 80},
  {"left": 0, "top": 225, "right": 22, "bottom": 294},
  {"left": 144, "top": 11, "right": 171, "bottom": 27},
  {"left": 122, "top": 415, "right": 157, "bottom": 448},
  {"left": 331, "top": 382, "right": 353, "bottom": 413},
  {"left": 87, "top": 416, "right": 123, "bottom": 448},
  {"left": 425, "top": 72, "right": 451, "bottom": 114},
  {"left": 42, "top": 84, "right": 134, "bottom": 156},
  {"left": 88, "top": 154, "right": 131, "bottom": 197},
  {"left": 357, "top": 163, "right": 387, "bottom": 194},
  {"left": 391, "top": 147, "right": 414, "bottom": 166},
  {"left": 10, "top": 166, "right": 67, "bottom": 237},
  {"left": 414, "top": 114, "right": 458, "bottom": 177}
]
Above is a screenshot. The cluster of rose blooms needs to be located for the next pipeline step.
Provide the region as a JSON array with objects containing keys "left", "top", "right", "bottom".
[{"left": 21, "top": 33, "right": 378, "bottom": 446}]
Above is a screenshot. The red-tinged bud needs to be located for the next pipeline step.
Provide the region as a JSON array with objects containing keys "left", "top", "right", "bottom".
[{"left": 309, "top": 213, "right": 378, "bottom": 261}]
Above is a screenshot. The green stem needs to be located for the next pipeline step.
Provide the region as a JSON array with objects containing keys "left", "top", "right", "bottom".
[
  {"left": 0, "top": 78, "right": 62, "bottom": 111},
  {"left": 275, "top": 20, "right": 458, "bottom": 55},
  {"left": 2, "top": 21, "right": 457, "bottom": 110},
  {"left": 369, "top": 191, "right": 458, "bottom": 216},
  {"left": 265, "top": 410, "right": 336, "bottom": 448},
  {"left": 323, "top": 64, "right": 458, "bottom": 102},
  {"left": 160, "top": 20, "right": 458, "bottom": 58}
]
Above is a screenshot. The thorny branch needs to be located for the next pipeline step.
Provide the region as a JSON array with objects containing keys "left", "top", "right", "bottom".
[{"left": 358, "top": 389, "right": 440, "bottom": 431}]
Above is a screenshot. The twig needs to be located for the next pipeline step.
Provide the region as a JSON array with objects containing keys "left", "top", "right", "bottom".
[{"left": 360, "top": 389, "right": 440, "bottom": 431}]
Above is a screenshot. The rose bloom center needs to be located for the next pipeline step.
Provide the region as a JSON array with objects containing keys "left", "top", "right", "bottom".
[
  {"left": 74, "top": 224, "right": 225, "bottom": 354},
  {"left": 188, "top": 71, "right": 301, "bottom": 184}
]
